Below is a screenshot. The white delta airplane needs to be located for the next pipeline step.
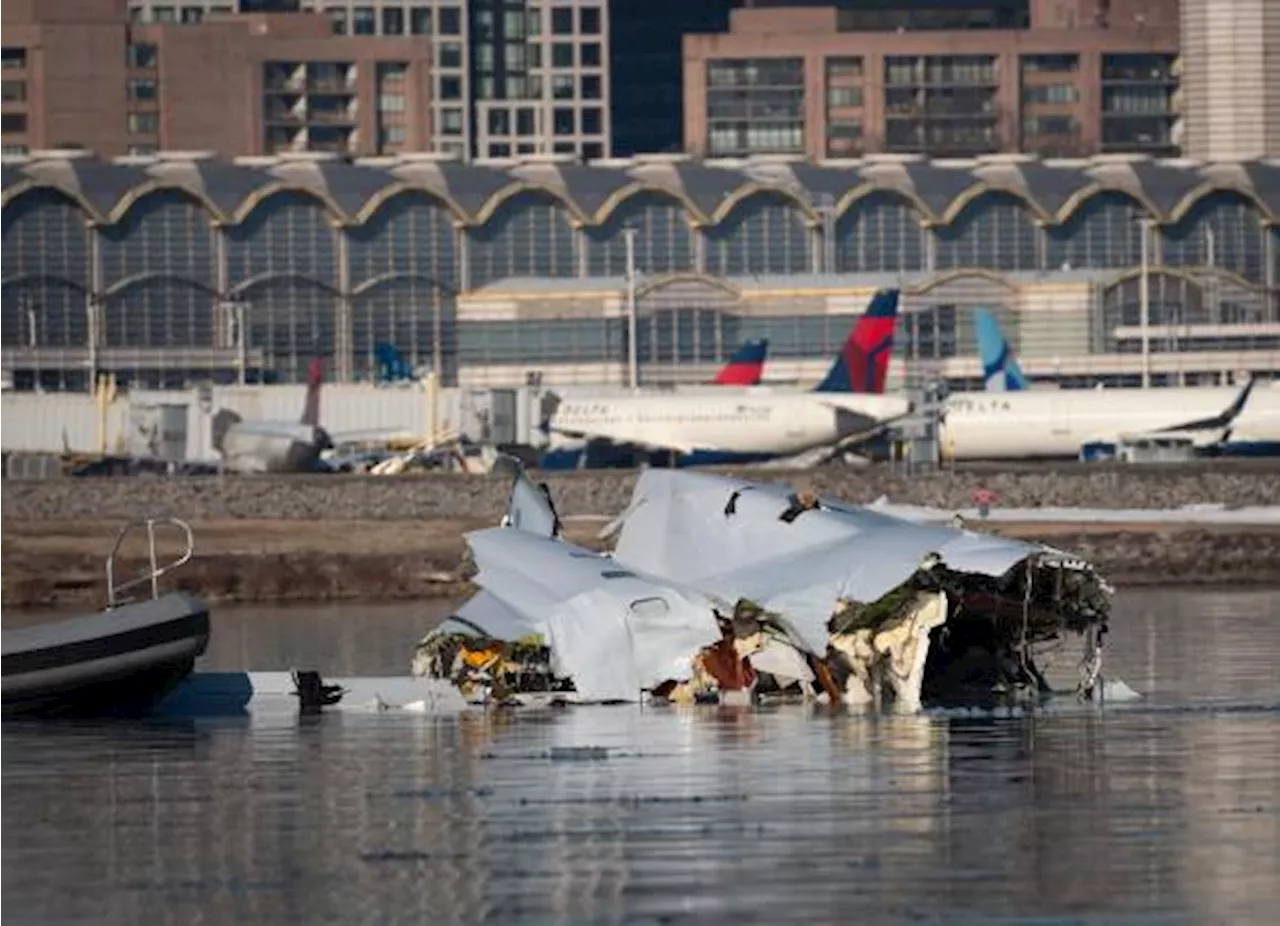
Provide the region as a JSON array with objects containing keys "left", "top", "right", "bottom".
[
  {"left": 537, "top": 289, "right": 910, "bottom": 469},
  {"left": 944, "top": 310, "right": 1280, "bottom": 461}
]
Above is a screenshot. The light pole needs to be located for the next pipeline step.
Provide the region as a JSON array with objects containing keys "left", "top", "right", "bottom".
[
  {"left": 623, "top": 225, "right": 638, "bottom": 390},
  {"left": 1138, "top": 216, "right": 1152, "bottom": 388},
  {"left": 25, "top": 302, "right": 39, "bottom": 391}
]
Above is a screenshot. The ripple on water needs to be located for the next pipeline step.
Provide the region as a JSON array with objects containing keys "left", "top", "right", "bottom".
[{"left": 5, "top": 588, "right": 1280, "bottom": 925}]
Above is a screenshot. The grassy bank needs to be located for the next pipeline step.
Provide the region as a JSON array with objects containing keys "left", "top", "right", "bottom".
[{"left": 5, "top": 517, "right": 1279, "bottom": 611}]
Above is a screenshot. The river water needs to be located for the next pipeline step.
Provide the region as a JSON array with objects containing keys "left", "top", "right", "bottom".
[{"left": 5, "top": 588, "right": 1280, "bottom": 925}]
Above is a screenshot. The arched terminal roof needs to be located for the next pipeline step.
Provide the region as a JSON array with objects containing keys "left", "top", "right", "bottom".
[{"left": 2, "top": 149, "right": 1277, "bottom": 227}]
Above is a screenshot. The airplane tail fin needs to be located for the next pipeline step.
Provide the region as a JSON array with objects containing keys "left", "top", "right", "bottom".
[
  {"left": 301, "top": 356, "right": 323, "bottom": 426},
  {"left": 812, "top": 288, "right": 900, "bottom": 394},
  {"left": 374, "top": 342, "right": 415, "bottom": 383},
  {"left": 211, "top": 409, "right": 242, "bottom": 454},
  {"left": 974, "top": 308, "right": 1027, "bottom": 391},
  {"left": 493, "top": 454, "right": 562, "bottom": 538},
  {"left": 712, "top": 338, "right": 769, "bottom": 385}
]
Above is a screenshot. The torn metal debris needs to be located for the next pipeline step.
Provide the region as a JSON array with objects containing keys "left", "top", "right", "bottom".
[{"left": 412, "top": 458, "right": 1115, "bottom": 710}]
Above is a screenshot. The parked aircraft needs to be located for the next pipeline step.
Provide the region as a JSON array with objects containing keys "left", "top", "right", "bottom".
[
  {"left": 538, "top": 289, "right": 909, "bottom": 468},
  {"left": 938, "top": 374, "right": 1280, "bottom": 461},
  {"left": 973, "top": 308, "right": 1028, "bottom": 391},
  {"left": 211, "top": 358, "right": 400, "bottom": 473}
]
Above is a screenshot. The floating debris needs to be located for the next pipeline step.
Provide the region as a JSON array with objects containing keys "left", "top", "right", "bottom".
[{"left": 412, "top": 457, "right": 1116, "bottom": 712}]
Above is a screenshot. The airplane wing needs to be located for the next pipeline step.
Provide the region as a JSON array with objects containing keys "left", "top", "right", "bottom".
[{"left": 1079, "top": 376, "right": 1257, "bottom": 451}]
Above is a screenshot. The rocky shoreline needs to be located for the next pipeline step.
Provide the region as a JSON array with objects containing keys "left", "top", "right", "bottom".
[
  {"left": 4, "top": 464, "right": 1280, "bottom": 524},
  {"left": 4, "top": 516, "right": 1278, "bottom": 611},
  {"left": 4, "top": 466, "right": 1279, "bottom": 610}
]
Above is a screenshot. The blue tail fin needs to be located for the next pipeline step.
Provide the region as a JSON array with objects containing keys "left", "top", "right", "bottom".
[
  {"left": 374, "top": 342, "right": 415, "bottom": 383},
  {"left": 973, "top": 308, "right": 1027, "bottom": 391},
  {"left": 812, "top": 289, "right": 900, "bottom": 394}
]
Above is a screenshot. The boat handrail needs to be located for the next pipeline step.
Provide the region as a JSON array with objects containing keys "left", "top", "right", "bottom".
[{"left": 106, "top": 517, "right": 195, "bottom": 608}]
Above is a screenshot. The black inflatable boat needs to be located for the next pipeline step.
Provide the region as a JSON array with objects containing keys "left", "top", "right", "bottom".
[{"left": 2, "top": 517, "right": 211, "bottom": 717}]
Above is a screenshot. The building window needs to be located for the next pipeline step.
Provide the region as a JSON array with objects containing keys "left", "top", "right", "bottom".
[
  {"left": 476, "top": 45, "right": 495, "bottom": 73},
  {"left": 380, "top": 125, "right": 406, "bottom": 146},
  {"left": 378, "top": 61, "right": 409, "bottom": 82},
  {"left": 439, "top": 6, "right": 461, "bottom": 35},
  {"left": 486, "top": 142, "right": 509, "bottom": 156},
  {"left": 378, "top": 94, "right": 405, "bottom": 112},
  {"left": 181, "top": 6, "right": 204, "bottom": 24},
  {"left": 478, "top": 76, "right": 496, "bottom": 99},
  {"left": 505, "top": 76, "right": 527, "bottom": 98},
  {"left": 153, "top": 6, "right": 176, "bottom": 23},
  {"left": 1, "top": 48, "right": 26, "bottom": 70},
  {"left": 505, "top": 10, "right": 526, "bottom": 39},
  {"left": 1, "top": 113, "right": 28, "bottom": 134},
  {"left": 441, "top": 108, "right": 463, "bottom": 134},
  {"left": 128, "top": 78, "right": 158, "bottom": 102},
  {"left": 580, "top": 7, "right": 601, "bottom": 34},
  {"left": 128, "top": 112, "right": 158, "bottom": 134},
  {"left": 581, "top": 74, "right": 601, "bottom": 99},
  {"left": 552, "top": 43, "right": 574, "bottom": 68},
  {"left": 128, "top": 143, "right": 158, "bottom": 155},
  {"left": 517, "top": 142, "right": 536, "bottom": 154},
  {"left": 827, "top": 86, "right": 862, "bottom": 107},
  {"left": 382, "top": 7, "right": 404, "bottom": 35},
  {"left": 552, "top": 74, "right": 574, "bottom": 99},
  {"left": 439, "top": 43, "right": 462, "bottom": 68},
  {"left": 553, "top": 107, "right": 575, "bottom": 135},
  {"left": 551, "top": 7, "right": 574, "bottom": 35},
  {"left": 127, "top": 43, "right": 158, "bottom": 69},
  {"left": 1022, "top": 83, "right": 1078, "bottom": 104},
  {"left": 553, "top": 141, "right": 575, "bottom": 153},
  {"left": 488, "top": 110, "right": 510, "bottom": 135},
  {"left": 516, "top": 108, "right": 536, "bottom": 135},
  {"left": 410, "top": 7, "right": 432, "bottom": 34},
  {"left": 582, "top": 107, "right": 601, "bottom": 134},
  {"left": 1, "top": 80, "right": 25, "bottom": 102},
  {"left": 826, "top": 120, "right": 862, "bottom": 156},
  {"left": 440, "top": 76, "right": 462, "bottom": 99},
  {"left": 527, "top": 44, "right": 542, "bottom": 68},
  {"left": 583, "top": 141, "right": 602, "bottom": 159},
  {"left": 826, "top": 56, "right": 862, "bottom": 80},
  {"left": 327, "top": 8, "right": 348, "bottom": 34},
  {"left": 705, "top": 58, "right": 805, "bottom": 156},
  {"left": 527, "top": 9, "right": 541, "bottom": 35},
  {"left": 3, "top": 144, "right": 29, "bottom": 155},
  {"left": 504, "top": 45, "right": 526, "bottom": 70},
  {"left": 352, "top": 6, "right": 375, "bottom": 35},
  {"left": 1024, "top": 115, "right": 1077, "bottom": 135},
  {"left": 1023, "top": 54, "right": 1078, "bottom": 73},
  {"left": 581, "top": 43, "right": 600, "bottom": 68}
]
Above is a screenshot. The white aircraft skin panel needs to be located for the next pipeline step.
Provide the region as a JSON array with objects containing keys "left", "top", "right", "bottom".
[
  {"left": 551, "top": 393, "right": 910, "bottom": 456},
  {"left": 941, "top": 386, "right": 1280, "bottom": 460}
]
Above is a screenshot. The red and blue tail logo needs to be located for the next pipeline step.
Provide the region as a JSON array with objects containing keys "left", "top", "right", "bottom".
[
  {"left": 712, "top": 338, "right": 769, "bottom": 386},
  {"left": 812, "top": 289, "right": 900, "bottom": 394}
]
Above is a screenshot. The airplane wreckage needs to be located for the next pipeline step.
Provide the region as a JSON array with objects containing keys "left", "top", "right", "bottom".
[{"left": 412, "top": 458, "right": 1115, "bottom": 711}]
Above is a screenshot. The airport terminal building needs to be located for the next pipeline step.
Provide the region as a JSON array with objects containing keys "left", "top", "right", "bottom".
[{"left": 1, "top": 148, "right": 1278, "bottom": 393}]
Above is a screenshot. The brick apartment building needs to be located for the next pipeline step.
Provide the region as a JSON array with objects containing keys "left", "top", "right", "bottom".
[
  {"left": 1, "top": 0, "right": 432, "bottom": 157},
  {"left": 683, "top": 0, "right": 1183, "bottom": 160}
]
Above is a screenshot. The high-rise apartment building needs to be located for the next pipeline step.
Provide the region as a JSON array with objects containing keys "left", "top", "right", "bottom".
[
  {"left": 684, "top": 0, "right": 1182, "bottom": 159},
  {"left": 2, "top": 0, "right": 432, "bottom": 158},
  {"left": 231, "top": 0, "right": 613, "bottom": 159},
  {"left": 1180, "top": 0, "right": 1280, "bottom": 161}
]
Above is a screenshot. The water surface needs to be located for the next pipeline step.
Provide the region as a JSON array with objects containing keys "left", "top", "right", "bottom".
[{"left": 5, "top": 589, "right": 1280, "bottom": 925}]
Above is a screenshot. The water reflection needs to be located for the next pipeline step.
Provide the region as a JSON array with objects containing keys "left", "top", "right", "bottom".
[{"left": 4, "top": 589, "right": 1280, "bottom": 925}]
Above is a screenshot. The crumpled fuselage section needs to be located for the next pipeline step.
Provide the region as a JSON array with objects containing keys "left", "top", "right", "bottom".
[{"left": 413, "top": 464, "right": 1113, "bottom": 711}]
